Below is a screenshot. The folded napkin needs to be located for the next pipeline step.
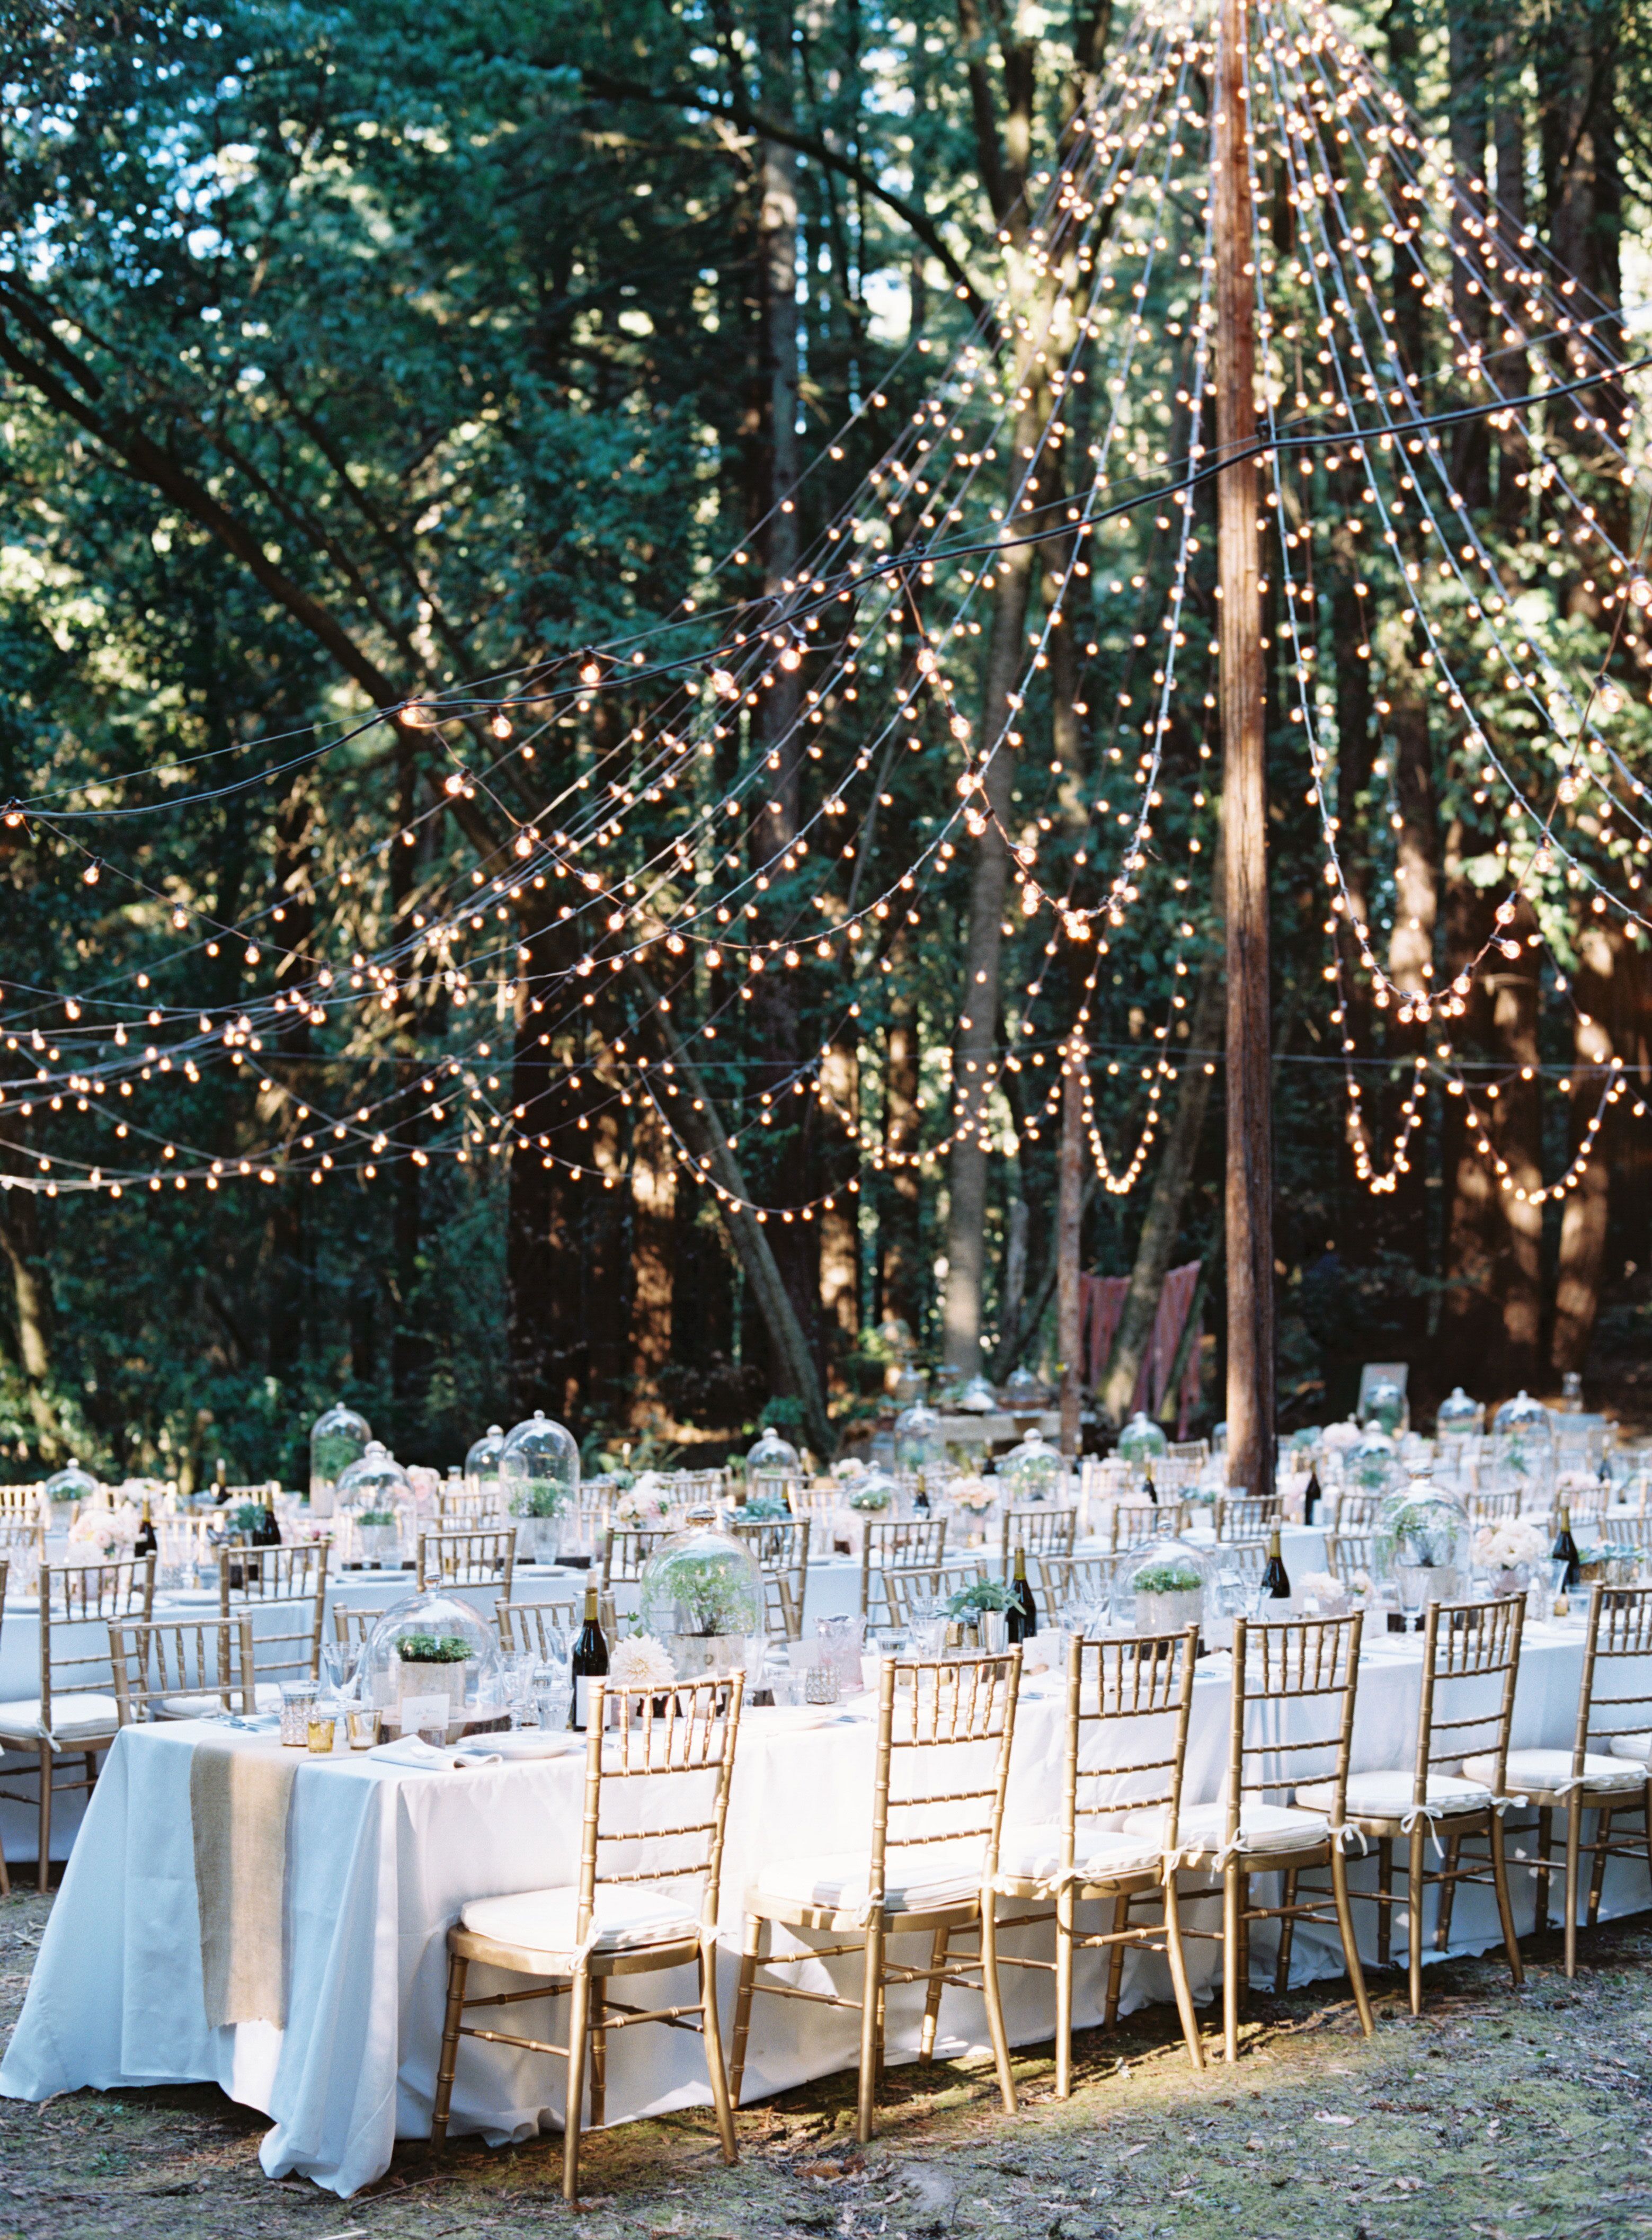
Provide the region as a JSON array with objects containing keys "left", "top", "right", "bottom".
[
  {"left": 367, "top": 1735, "right": 504, "bottom": 1772},
  {"left": 189, "top": 1735, "right": 298, "bottom": 2030}
]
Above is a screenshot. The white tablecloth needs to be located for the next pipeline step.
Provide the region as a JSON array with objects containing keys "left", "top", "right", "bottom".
[{"left": 4, "top": 1617, "right": 1645, "bottom": 2197}]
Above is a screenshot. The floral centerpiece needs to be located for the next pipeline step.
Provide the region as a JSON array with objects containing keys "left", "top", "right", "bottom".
[
  {"left": 1473, "top": 1517, "right": 1548, "bottom": 1593},
  {"left": 947, "top": 1474, "right": 996, "bottom": 1514},
  {"left": 607, "top": 1633, "right": 678, "bottom": 1713},
  {"left": 615, "top": 1476, "right": 673, "bottom": 1531},
  {"left": 65, "top": 1500, "right": 140, "bottom": 1566},
  {"left": 1296, "top": 1568, "right": 1351, "bottom": 1615}
]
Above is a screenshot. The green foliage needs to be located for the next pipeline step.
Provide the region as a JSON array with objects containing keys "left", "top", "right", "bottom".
[
  {"left": 396, "top": 1633, "right": 474, "bottom": 1662},
  {"left": 945, "top": 1577, "right": 1016, "bottom": 1617}
]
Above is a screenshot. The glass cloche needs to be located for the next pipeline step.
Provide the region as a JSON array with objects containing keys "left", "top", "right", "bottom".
[
  {"left": 999, "top": 1426, "right": 1063, "bottom": 1504},
  {"left": 42, "top": 1458, "right": 100, "bottom": 1508},
  {"left": 637, "top": 1508, "right": 765, "bottom": 1677},
  {"left": 1345, "top": 1423, "right": 1398, "bottom": 1494},
  {"left": 465, "top": 1424, "right": 507, "bottom": 1507},
  {"left": 1001, "top": 1365, "right": 1047, "bottom": 1412},
  {"left": 1436, "top": 1386, "right": 1484, "bottom": 1440},
  {"left": 1117, "top": 1411, "right": 1170, "bottom": 1470},
  {"left": 500, "top": 1409, "right": 580, "bottom": 1522},
  {"left": 846, "top": 1463, "right": 899, "bottom": 1513},
  {"left": 336, "top": 1440, "right": 414, "bottom": 1564},
  {"left": 958, "top": 1373, "right": 999, "bottom": 1414},
  {"left": 1374, "top": 1479, "right": 1471, "bottom": 1602},
  {"left": 1494, "top": 1390, "right": 1553, "bottom": 1441},
  {"left": 890, "top": 1363, "right": 927, "bottom": 1410},
  {"left": 309, "top": 1402, "right": 370, "bottom": 1516},
  {"left": 1118, "top": 1535, "right": 1212, "bottom": 1635},
  {"left": 358, "top": 1588, "right": 501, "bottom": 1735},
  {"left": 893, "top": 1402, "right": 946, "bottom": 1477},
  {"left": 1363, "top": 1374, "right": 1408, "bottom": 1437},
  {"left": 747, "top": 1425, "right": 801, "bottom": 1475}
]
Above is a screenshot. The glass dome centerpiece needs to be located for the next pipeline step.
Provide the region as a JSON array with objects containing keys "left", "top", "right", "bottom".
[
  {"left": 846, "top": 1463, "right": 899, "bottom": 1514},
  {"left": 1121, "top": 1535, "right": 1211, "bottom": 1637},
  {"left": 1117, "top": 1411, "right": 1170, "bottom": 1472},
  {"left": 999, "top": 1426, "right": 1063, "bottom": 1505},
  {"left": 1491, "top": 1390, "right": 1555, "bottom": 1497},
  {"left": 958, "top": 1373, "right": 999, "bottom": 1414},
  {"left": 464, "top": 1424, "right": 507, "bottom": 1509},
  {"left": 1374, "top": 1479, "right": 1471, "bottom": 1608},
  {"left": 637, "top": 1508, "right": 765, "bottom": 1678},
  {"left": 1001, "top": 1365, "right": 1048, "bottom": 1414},
  {"left": 500, "top": 1409, "right": 580, "bottom": 1561},
  {"left": 890, "top": 1363, "right": 927, "bottom": 1410},
  {"left": 1345, "top": 1423, "right": 1398, "bottom": 1496},
  {"left": 892, "top": 1402, "right": 946, "bottom": 1479},
  {"left": 42, "top": 1459, "right": 100, "bottom": 1516},
  {"left": 1436, "top": 1387, "right": 1484, "bottom": 1441},
  {"left": 1362, "top": 1374, "right": 1408, "bottom": 1437},
  {"left": 359, "top": 1588, "right": 501, "bottom": 1738},
  {"left": 336, "top": 1440, "right": 413, "bottom": 1566},
  {"left": 747, "top": 1425, "right": 801, "bottom": 1475},
  {"left": 309, "top": 1403, "right": 370, "bottom": 1518}
]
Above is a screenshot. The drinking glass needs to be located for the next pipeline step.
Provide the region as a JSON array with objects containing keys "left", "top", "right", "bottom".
[
  {"left": 913, "top": 1615, "right": 948, "bottom": 1658},
  {"left": 804, "top": 1662, "right": 840, "bottom": 1706},
  {"left": 280, "top": 1679, "right": 318, "bottom": 1746},
  {"left": 501, "top": 1650, "right": 538, "bottom": 1728},
  {"left": 319, "top": 1641, "right": 354, "bottom": 1698},
  {"left": 1395, "top": 1563, "right": 1427, "bottom": 1632},
  {"left": 306, "top": 1705, "right": 339, "bottom": 1754},
  {"left": 347, "top": 1706, "right": 381, "bottom": 1750},
  {"left": 534, "top": 1658, "right": 572, "bottom": 1731}
]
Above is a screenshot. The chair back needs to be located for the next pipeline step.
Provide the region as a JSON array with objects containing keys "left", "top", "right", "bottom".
[
  {"left": 860, "top": 1516, "right": 949, "bottom": 1619},
  {"left": 1216, "top": 1493, "right": 1282, "bottom": 1542},
  {"left": 332, "top": 1603, "right": 386, "bottom": 1650},
  {"left": 1413, "top": 1594, "right": 1525, "bottom": 1803},
  {"left": 879, "top": 1559, "right": 987, "bottom": 1631},
  {"left": 1574, "top": 1583, "right": 1652, "bottom": 1772},
  {"left": 1325, "top": 1531, "right": 1375, "bottom": 1588},
  {"left": 1061, "top": 1629, "right": 1198, "bottom": 1868},
  {"left": 1165, "top": 1440, "right": 1209, "bottom": 1465},
  {"left": 730, "top": 1515, "right": 811, "bottom": 1579},
  {"left": 1216, "top": 1538, "right": 1271, "bottom": 1591},
  {"left": 438, "top": 1486, "right": 500, "bottom": 1528},
  {"left": 0, "top": 1487, "right": 41, "bottom": 1524},
  {"left": 998, "top": 1505, "right": 1076, "bottom": 1577},
  {"left": 109, "top": 1614, "right": 254, "bottom": 1725},
  {"left": 1228, "top": 1613, "right": 1363, "bottom": 1839},
  {"left": 761, "top": 1571, "right": 802, "bottom": 1641},
  {"left": 865, "top": 1651, "right": 1022, "bottom": 1903},
  {"left": 784, "top": 1481, "right": 839, "bottom": 1518},
  {"left": 602, "top": 1526, "right": 670, "bottom": 1587},
  {"left": 1035, "top": 1551, "right": 1124, "bottom": 1621},
  {"left": 218, "top": 1544, "right": 328, "bottom": 1686},
  {"left": 1468, "top": 1489, "right": 1523, "bottom": 1525},
  {"left": 0, "top": 1519, "right": 41, "bottom": 1593},
  {"left": 1601, "top": 1515, "right": 1651, "bottom": 1551},
  {"left": 417, "top": 1527, "right": 517, "bottom": 1591},
  {"left": 1109, "top": 1499, "right": 1186, "bottom": 1550},
  {"left": 497, "top": 1594, "right": 617, "bottom": 1657},
  {"left": 1149, "top": 1457, "right": 1203, "bottom": 1495},
  {"left": 41, "top": 1558, "right": 155, "bottom": 1725},
  {"left": 1331, "top": 1490, "right": 1380, "bottom": 1534},
  {"left": 577, "top": 1674, "right": 745, "bottom": 1942}
]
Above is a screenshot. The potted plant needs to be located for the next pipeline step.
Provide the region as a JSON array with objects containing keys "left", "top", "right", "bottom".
[
  {"left": 395, "top": 1632, "right": 475, "bottom": 1719},
  {"left": 1130, "top": 1557, "right": 1205, "bottom": 1634},
  {"left": 355, "top": 1507, "right": 402, "bottom": 1567},
  {"left": 946, "top": 1576, "right": 1017, "bottom": 1648}
]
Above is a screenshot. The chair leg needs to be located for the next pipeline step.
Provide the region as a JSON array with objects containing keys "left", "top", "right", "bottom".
[
  {"left": 698, "top": 1936, "right": 738, "bottom": 2167},
  {"left": 431, "top": 1950, "right": 469, "bottom": 2145},
  {"left": 1236, "top": 1871, "right": 1251, "bottom": 2017},
  {"left": 1533, "top": 1805, "right": 1553, "bottom": 1930},
  {"left": 1563, "top": 1799, "right": 1582, "bottom": 1980},
  {"left": 918, "top": 1926, "right": 950, "bottom": 2063},
  {"left": 1330, "top": 1844, "right": 1374, "bottom": 2039},
  {"left": 1054, "top": 1888, "right": 1075, "bottom": 2097},
  {"left": 1435, "top": 1835, "right": 1461, "bottom": 1951},
  {"left": 36, "top": 1743, "right": 51, "bottom": 1895},
  {"left": 978, "top": 1897, "right": 1017, "bottom": 2117},
  {"left": 1587, "top": 1805, "right": 1613, "bottom": 1928},
  {"left": 1406, "top": 1824, "right": 1426, "bottom": 2016},
  {"left": 1273, "top": 1869, "right": 1299, "bottom": 1996},
  {"left": 562, "top": 1967, "right": 592, "bottom": 2204},
  {"left": 1376, "top": 1837, "right": 1393, "bottom": 1968},
  {"left": 856, "top": 1921, "right": 885, "bottom": 2145},
  {"left": 1489, "top": 1811, "right": 1524, "bottom": 1989},
  {"left": 1103, "top": 1889, "right": 1131, "bottom": 2026},
  {"left": 729, "top": 1915, "right": 763, "bottom": 2107},
  {"left": 1162, "top": 1878, "right": 1205, "bottom": 2070},
  {"left": 1222, "top": 1862, "right": 1241, "bottom": 2063}
]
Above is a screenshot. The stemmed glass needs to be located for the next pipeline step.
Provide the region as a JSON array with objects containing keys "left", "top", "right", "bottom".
[{"left": 500, "top": 1649, "right": 540, "bottom": 1728}]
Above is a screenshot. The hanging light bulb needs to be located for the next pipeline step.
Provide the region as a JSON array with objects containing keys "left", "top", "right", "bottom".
[
  {"left": 402, "top": 701, "right": 441, "bottom": 729},
  {"left": 1631, "top": 578, "right": 1652, "bottom": 609},
  {"left": 491, "top": 713, "right": 513, "bottom": 739},
  {"left": 82, "top": 858, "right": 101, "bottom": 886}
]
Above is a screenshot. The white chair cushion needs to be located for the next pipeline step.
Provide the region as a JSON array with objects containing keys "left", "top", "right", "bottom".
[
  {"left": 459, "top": 1884, "right": 699, "bottom": 1967},
  {"left": 753, "top": 1839, "right": 985, "bottom": 1916},
  {"left": 1296, "top": 1770, "right": 1492, "bottom": 1820},
  {"left": 158, "top": 1682, "right": 281, "bottom": 1719},
  {"left": 997, "top": 1821, "right": 1164, "bottom": 1886},
  {"left": 1122, "top": 1800, "right": 1329, "bottom": 1861},
  {"left": 0, "top": 1693, "right": 121, "bottom": 1740},
  {"left": 1609, "top": 1732, "right": 1652, "bottom": 1763},
  {"left": 1466, "top": 1747, "right": 1649, "bottom": 1797}
]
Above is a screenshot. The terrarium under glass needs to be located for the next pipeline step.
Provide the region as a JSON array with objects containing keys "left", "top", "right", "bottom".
[
  {"left": 637, "top": 1509, "right": 765, "bottom": 1677},
  {"left": 1345, "top": 1424, "right": 1399, "bottom": 1495},
  {"left": 358, "top": 1589, "right": 501, "bottom": 1735},
  {"left": 1374, "top": 1480, "right": 1472, "bottom": 1605},
  {"left": 42, "top": 1459, "right": 99, "bottom": 1510},
  {"left": 999, "top": 1427, "right": 1063, "bottom": 1504},
  {"left": 1117, "top": 1411, "right": 1170, "bottom": 1470},
  {"left": 464, "top": 1424, "right": 507, "bottom": 1508},
  {"left": 958, "top": 1374, "right": 999, "bottom": 1414},
  {"left": 846, "top": 1464, "right": 899, "bottom": 1514},
  {"left": 1436, "top": 1387, "right": 1484, "bottom": 1441},
  {"left": 500, "top": 1410, "right": 579, "bottom": 1559},
  {"left": 1001, "top": 1366, "right": 1048, "bottom": 1412},
  {"left": 747, "top": 1425, "right": 801, "bottom": 1474},
  {"left": 337, "top": 1440, "right": 414, "bottom": 1565},
  {"left": 309, "top": 1403, "right": 370, "bottom": 1517},
  {"left": 1121, "top": 1535, "right": 1212, "bottom": 1636},
  {"left": 893, "top": 1402, "right": 946, "bottom": 1477}
]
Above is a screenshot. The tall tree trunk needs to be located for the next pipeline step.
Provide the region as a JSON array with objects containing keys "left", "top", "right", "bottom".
[
  {"left": 1057, "top": 1047, "right": 1084, "bottom": 1455},
  {"left": 628, "top": 1099, "right": 676, "bottom": 1428},
  {"left": 880, "top": 943, "right": 922, "bottom": 1335},
  {"left": 1447, "top": 0, "right": 1491, "bottom": 509},
  {"left": 818, "top": 1029, "right": 860, "bottom": 1376},
  {"left": 1551, "top": 923, "right": 1621, "bottom": 1376},
  {"left": 1099, "top": 956, "right": 1223, "bottom": 1425},
  {"left": 1487, "top": 914, "right": 1543, "bottom": 1390},
  {"left": 0, "top": 1188, "right": 57, "bottom": 1454},
  {"left": 1491, "top": 30, "right": 1531, "bottom": 528},
  {"left": 1438, "top": 820, "right": 1503, "bottom": 1387}
]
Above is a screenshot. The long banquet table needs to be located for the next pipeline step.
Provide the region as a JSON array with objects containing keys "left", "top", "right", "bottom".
[{"left": 3, "top": 1613, "right": 1647, "bottom": 2198}]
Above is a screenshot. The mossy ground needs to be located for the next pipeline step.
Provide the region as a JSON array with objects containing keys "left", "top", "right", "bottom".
[{"left": 0, "top": 1886, "right": 1645, "bottom": 2238}]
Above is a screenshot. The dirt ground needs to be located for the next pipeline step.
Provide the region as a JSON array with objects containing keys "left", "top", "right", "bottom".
[{"left": 0, "top": 1886, "right": 1647, "bottom": 2239}]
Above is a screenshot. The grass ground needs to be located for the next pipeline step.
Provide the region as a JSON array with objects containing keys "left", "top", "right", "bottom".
[{"left": 0, "top": 1886, "right": 1646, "bottom": 2239}]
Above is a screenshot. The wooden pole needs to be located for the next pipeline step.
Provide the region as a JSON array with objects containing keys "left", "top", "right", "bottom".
[
  {"left": 1213, "top": 0, "right": 1276, "bottom": 1500},
  {"left": 1058, "top": 1036, "right": 1085, "bottom": 1457}
]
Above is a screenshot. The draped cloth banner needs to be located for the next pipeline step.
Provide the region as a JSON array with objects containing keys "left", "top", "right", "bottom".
[{"left": 1079, "top": 1259, "right": 1203, "bottom": 1437}]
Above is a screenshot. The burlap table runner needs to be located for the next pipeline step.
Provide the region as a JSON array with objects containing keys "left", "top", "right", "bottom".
[{"left": 189, "top": 1736, "right": 299, "bottom": 2029}]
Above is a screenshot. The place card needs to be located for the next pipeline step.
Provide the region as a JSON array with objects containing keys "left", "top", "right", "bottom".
[{"left": 399, "top": 1694, "right": 450, "bottom": 1739}]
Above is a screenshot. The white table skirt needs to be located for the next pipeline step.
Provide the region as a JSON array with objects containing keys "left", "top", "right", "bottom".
[{"left": 4, "top": 1616, "right": 1647, "bottom": 2197}]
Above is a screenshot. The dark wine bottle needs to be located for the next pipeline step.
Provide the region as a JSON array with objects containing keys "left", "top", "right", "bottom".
[
  {"left": 1007, "top": 1545, "right": 1038, "bottom": 1642},
  {"left": 913, "top": 1469, "right": 930, "bottom": 1516},
  {"left": 1551, "top": 1505, "right": 1580, "bottom": 1590},
  {"left": 1144, "top": 1462, "right": 1159, "bottom": 1507},
  {"left": 569, "top": 1585, "right": 609, "bottom": 1730},
  {"left": 134, "top": 1497, "right": 157, "bottom": 1560},
  {"left": 1303, "top": 1468, "right": 1322, "bottom": 1527},
  {"left": 1260, "top": 1527, "right": 1291, "bottom": 1601},
  {"left": 253, "top": 1489, "right": 281, "bottom": 1547}
]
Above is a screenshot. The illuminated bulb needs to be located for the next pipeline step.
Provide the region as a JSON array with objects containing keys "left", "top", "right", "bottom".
[
  {"left": 491, "top": 714, "right": 513, "bottom": 739},
  {"left": 709, "top": 669, "right": 739, "bottom": 701},
  {"left": 443, "top": 771, "right": 467, "bottom": 796},
  {"left": 82, "top": 859, "right": 100, "bottom": 885},
  {"left": 1597, "top": 684, "right": 1626, "bottom": 716},
  {"left": 579, "top": 660, "right": 602, "bottom": 687},
  {"left": 1558, "top": 770, "right": 1585, "bottom": 804},
  {"left": 172, "top": 907, "right": 188, "bottom": 930},
  {"left": 514, "top": 834, "right": 532, "bottom": 857},
  {"left": 1631, "top": 577, "right": 1652, "bottom": 608},
  {"left": 402, "top": 702, "right": 440, "bottom": 728},
  {"left": 778, "top": 643, "right": 802, "bottom": 672}
]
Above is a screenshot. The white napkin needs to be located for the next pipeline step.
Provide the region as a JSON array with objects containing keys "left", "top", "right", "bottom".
[{"left": 367, "top": 1736, "right": 504, "bottom": 1772}]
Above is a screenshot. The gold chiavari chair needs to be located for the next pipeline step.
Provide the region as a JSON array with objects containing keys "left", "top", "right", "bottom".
[
  {"left": 1601, "top": 1515, "right": 1652, "bottom": 1552},
  {"left": 730, "top": 1516, "right": 811, "bottom": 1626},
  {"left": 761, "top": 1571, "right": 801, "bottom": 1641},
  {"left": 417, "top": 1527, "right": 517, "bottom": 1592},
  {"left": 332, "top": 1603, "right": 386, "bottom": 1651},
  {"left": 0, "top": 1556, "right": 152, "bottom": 1888},
  {"left": 1035, "top": 1551, "right": 1125, "bottom": 1623},
  {"left": 729, "top": 1650, "right": 1022, "bottom": 2141},
  {"left": 218, "top": 1541, "right": 329, "bottom": 1706},
  {"left": 1214, "top": 1538, "right": 1271, "bottom": 1594},
  {"left": 438, "top": 1486, "right": 500, "bottom": 1529},
  {"left": 880, "top": 1560, "right": 989, "bottom": 1632},
  {"left": 0, "top": 1518, "right": 42, "bottom": 1593},
  {"left": 992, "top": 1628, "right": 1204, "bottom": 2086},
  {"left": 1148, "top": 1457, "right": 1203, "bottom": 1496},
  {"left": 1109, "top": 1499, "right": 1186, "bottom": 1551},
  {"left": 109, "top": 1614, "right": 255, "bottom": 1725},
  {"left": 1330, "top": 1489, "right": 1381, "bottom": 1534},
  {"left": 1307, "top": 1596, "right": 1525, "bottom": 2015},
  {"left": 496, "top": 1595, "right": 617, "bottom": 1657},
  {"left": 859, "top": 1516, "right": 948, "bottom": 1622},
  {"left": 1214, "top": 1493, "right": 1282, "bottom": 1542},
  {"left": 1165, "top": 1613, "right": 1374, "bottom": 2063},
  {"left": 1475, "top": 1581, "right": 1652, "bottom": 1977},
  {"left": 0, "top": 1487, "right": 41, "bottom": 1525},
  {"left": 784, "top": 1481, "right": 839, "bottom": 1521},
  {"left": 601, "top": 1526, "right": 670, "bottom": 1588},
  {"left": 1325, "top": 1531, "right": 1376, "bottom": 1588},
  {"left": 1166, "top": 1440, "right": 1209, "bottom": 1466},
  {"left": 1468, "top": 1488, "right": 1523, "bottom": 1525},
  {"left": 998, "top": 1505, "right": 1077, "bottom": 1579},
  {"left": 432, "top": 1673, "right": 745, "bottom": 2202}
]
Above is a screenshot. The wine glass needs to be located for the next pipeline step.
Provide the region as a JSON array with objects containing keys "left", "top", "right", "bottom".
[{"left": 534, "top": 1657, "right": 572, "bottom": 1731}]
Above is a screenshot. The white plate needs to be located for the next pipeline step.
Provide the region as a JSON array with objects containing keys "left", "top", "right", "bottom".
[
  {"left": 743, "top": 1704, "right": 855, "bottom": 1731},
  {"left": 482, "top": 1729, "right": 587, "bottom": 1759}
]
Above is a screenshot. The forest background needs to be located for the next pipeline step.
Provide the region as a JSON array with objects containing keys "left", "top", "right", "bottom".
[{"left": 0, "top": 0, "right": 1647, "bottom": 1489}]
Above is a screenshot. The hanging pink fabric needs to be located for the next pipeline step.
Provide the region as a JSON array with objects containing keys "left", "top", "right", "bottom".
[{"left": 1078, "top": 1260, "right": 1203, "bottom": 1436}]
